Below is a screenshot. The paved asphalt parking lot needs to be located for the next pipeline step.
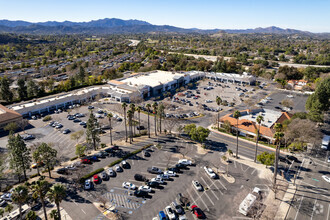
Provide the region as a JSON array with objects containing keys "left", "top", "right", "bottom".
[{"left": 59, "top": 135, "right": 270, "bottom": 220}]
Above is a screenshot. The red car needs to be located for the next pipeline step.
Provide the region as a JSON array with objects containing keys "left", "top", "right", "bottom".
[
  {"left": 81, "top": 158, "right": 91, "bottom": 164},
  {"left": 93, "top": 174, "right": 100, "bottom": 183},
  {"left": 191, "top": 205, "right": 203, "bottom": 218}
]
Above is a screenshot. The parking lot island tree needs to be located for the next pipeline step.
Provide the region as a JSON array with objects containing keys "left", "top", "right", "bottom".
[
  {"left": 146, "top": 103, "right": 151, "bottom": 138},
  {"left": 107, "top": 112, "right": 113, "bottom": 145},
  {"left": 183, "top": 124, "right": 210, "bottom": 143},
  {"left": 216, "top": 96, "right": 222, "bottom": 130},
  {"left": 32, "top": 180, "right": 50, "bottom": 220},
  {"left": 152, "top": 102, "right": 158, "bottom": 136},
  {"left": 233, "top": 110, "right": 241, "bottom": 158},
  {"left": 257, "top": 152, "right": 275, "bottom": 168},
  {"left": 11, "top": 185, "right": 29, "bottom": 220},
  {"left": 32, "top": 149, "right": 42, "bottom": 176},
  {"left": 86, "top": 111, "right": 101, "bottom": 151},
  {"left": 47, "top": 183, "right": 66, "bottom": 220},
  {"left": 122, "top": 103, "right": 128, "bottom": 142},
  {"left": 36, "top": 143, "right": 57, "bottom": 178},
  {"left": 7, "top": 134, "right": 31, "bottom": 182},
  {"left": 255, "top": 115, "right": 264, "bottom": 163},
  {"left": 75, "top": 144, "right": 86, "bottom": 157},
  {"left": 136, "top": 106, "right": 142, "bottom": 135}
]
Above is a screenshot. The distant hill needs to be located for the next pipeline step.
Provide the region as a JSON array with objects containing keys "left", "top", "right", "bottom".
[{"left": 0, "top": 18, "right": 324, "bottom": 35}]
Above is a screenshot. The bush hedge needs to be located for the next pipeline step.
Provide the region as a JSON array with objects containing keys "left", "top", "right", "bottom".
[
  {"left": 79, "top": 168, "right": 104, "bottom": 183},
  {"left": 42, "top": 115, "right": 52, "bottom": 122},
  {"left": 29, "top": 173, "right": 40, "bottom": 179},
  {"left": 70, "top": 156, "right": 78, "bottom": 161}
]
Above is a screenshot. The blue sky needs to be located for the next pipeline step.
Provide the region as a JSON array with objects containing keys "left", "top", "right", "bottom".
[{"left": 0, "top": 0, "right": 329, "bottom": 32}]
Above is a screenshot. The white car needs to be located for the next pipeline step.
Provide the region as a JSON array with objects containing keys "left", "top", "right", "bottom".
[
  {"left": 322, "top": 175, "right": 330, "bottom": 183},
  {"left": 178, "top": 159, "right": 192, "bottom": 166},
  {"left": 327, "top": 156, "right": 330, "bottom": 163},
  {"left": 138, "top": 185, "right": 152, "bottom": 193},
  {"left": 84, "top": 179, "right": 92, "bottom": 190},
  {"left": 151, "top": 177, "right": 164, "bottom": 184},
  {"left": 122, "top": 182, "right": 136, "bottom": 190},
  {"left": 157, "top": 174, "right": 170, "bottom": 180},
  {"left": 179, "top": 215, "right": 188, "bottom": 220},
  {"left": 165, "top": 205, "right": 176, "bottom": 220},
  {"left": 192, "top": 180, "right": 203, "bottom": 191},
  {"left": 204, "top": 166, "right": 217, "bottom": 179},
  {"left": 287, "top": 95, "right": 294, "bottom": 98},
  {"left": 164, "top": 170, "right": 176, "bottom": 177}
]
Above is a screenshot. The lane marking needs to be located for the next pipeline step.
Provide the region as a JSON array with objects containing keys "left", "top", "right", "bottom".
[
  {"left": 311, "top": 199, "right": 318, "bottom": 220},
  {"left": 327, "top": 203, "right": 330, "bottom": 220},
  {"left": 295, "top": 195, "right": 304, "bottom": 220},
  {"left": 200, "top": 176, "right": 219, "bottom": 200}
]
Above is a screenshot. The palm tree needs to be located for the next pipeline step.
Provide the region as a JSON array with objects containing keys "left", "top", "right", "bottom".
[
  {"left": 158, "top": 103, "right": 165, "bottom": 134},
  {"left": 136, "top": 106, "right": 142, "bottom": 135},
  {"left": 127, "top": 109, "right": 133, "bottom": 144},
  {"left": 254, "top": 115, "right": 264, "bottom": 162},
  {"left": 122, "top": 103, "right": 128, "bottom": 142},
  {"left": 216, "top": 96, "right": 222, "bottom": 130},
  {"left": 32, "top": 180, "right": 50, "bottom": 220},
  {"left": 146, "top": 103, "right": 151, "bottom": 138},
  {"left": 47, "top": 183, "right": 67, "bottom": 220},
  {"left": 129, "top": 104, "right": 136, "bottom": 136},
  {"left": 11, "top": 185, "right": 29, "bottom": 220},
  {"left": 273, "top": 123, "right": 283, "bottom": 189},
  {"left": 107, "top": 112, "right": 113, "bottom": 145},
  {"left": 152, "top": 102, "right": 158, "bottom": 136},
  {"left": 233, "top": 110, "right": 241, "bottom": 158}
]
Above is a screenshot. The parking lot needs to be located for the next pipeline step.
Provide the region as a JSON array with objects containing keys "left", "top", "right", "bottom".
[{"left": 57, "top": 135, "right": 270, "bottom": 220}]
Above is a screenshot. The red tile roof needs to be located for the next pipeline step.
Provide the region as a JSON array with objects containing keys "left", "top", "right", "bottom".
[{"left": 0, "top": 104, "right": 22, "bottom": 125}]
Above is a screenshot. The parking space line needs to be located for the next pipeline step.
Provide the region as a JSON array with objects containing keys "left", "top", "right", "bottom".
[
  {"left": 191, "top": 185, "right": 210, "bottom": 211},
  {"left": 186, "top": 189, "right": 197, "bottom": 209},
  {"left": 234, "top": 160, "right": 237, "bottom": 168},
  {"left": 327, "top": 203, "right": 330, "bottom": 220},
  {"left": 251, "top": 169, "right": 257, "bottom": 175},
  {"left": 295, "top": 195, "right": 304, "bottom": 220},
  {"left": 200, "top": 176, "right": 219, "bottom": 200},
  {"left": 310, "top": 199, "right": 318, "bottom": 219}
]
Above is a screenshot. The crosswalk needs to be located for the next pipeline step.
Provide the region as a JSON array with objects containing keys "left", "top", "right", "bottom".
[{"left": 105, "top": 192, "right": 142, "bottom": 210}]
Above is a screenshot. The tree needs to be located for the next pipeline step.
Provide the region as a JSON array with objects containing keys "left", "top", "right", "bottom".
[
  {"left": 17, "top": 78, "right": 27, "bottom": 101},
  {"left": 146, "top": 103, "right": 151, "bottom": 138},
  {"left": 0, "top": 208, "right": 4, "bottom": 217},
  {"left": 183, "top": 124, "right": 210, "bottom": 143},
  {"left": 127, "top": 109, "right": 133, "bottom": 144},
  {"left": 78, "top": 66, "right": 86, "bottom": 83},
  {"left": 32, "top": 149, "right": 42, "bottom": 176},
  {"left": 107, "top": 112, "right": 113, "bottom": 145},
  {"left": 255, "top": 115, "right": 264, "bottom": 162},
  {"left": 281, "top": 99, "right": 294, "bottom": 108},
  {"left": 86, "top": 111, "right": 100, "bottom": 151},
  {"left": 4, "top": 122, "right": 18, "bottom": 133},
  {"left": 26, "top": 210, "right": 38, "bottom": 220},
  {"left": 158, "top": 103, "right": 165, "bottom": 134},
  {"left": 11, "top": 185, "right": 29, "bottom": 220},
  {"left": 26, "top": 80, "right": 39, "bottom": 98},
  {"left": 136, "top": 106, "right": 142, "bottom": 135},
  {"left": 7, "top": 134, "right": 31, "bottom": 181},
  {"left": 0, "top": 76, "right": 13, "bottom": 102},
  {"left": 216, "top": 96, "right": 222, "bottom": 130},
  {"left": 129, "top": 103, "right": 136, "bottom": 138},
  {"left": 47, "top": 183, "right": 66, "bottom": 220},
  {"left": 257, "top": 152, "right": 275, "bottom": 168},
  {"left": 70, "top": 130, "right": 84, "bottom": 143},
  {"left": 233, "top": 110, "right": 241, "bottom": 158},
  {"left": 152, "top": 102, "right": 158, "bottom": 136},
  {"left": 5, "top": 203, "right": 13, "bottom": 213},
  {"left": 223, "top": 120, "right": 232, "bottom": 133},
  {"left": 75, "top": 144, "right": 86, "bottom": 157},
  {"left": 32, "top": 180, "right": 50, "bottom": 220},
  {"left": 17, "top": 119, "right": 29, "bottom": 134},
  {"left": 50, "top": 209, "right": 60, "bottom": 220},
  {"left": 122, "top": 103, "right": 128, "bottom": 142},
  {"left": 36, "top": 143, "right": 57, "bottom": 178}
]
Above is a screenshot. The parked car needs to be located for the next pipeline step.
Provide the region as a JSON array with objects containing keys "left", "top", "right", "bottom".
[
  {"left": 93, "top": 174, "right": 100, "bottom": 183},
  {"left": 107, "top": 168, "right": 116, "bottom": 177},
  {"left": 159, "top": 211, "right": 167, "bottom": 220},
  {"left": 171, "top": 201, "right": 184, "bottom": 215},
  {"left": 148, "top": 166, "right": 163, "bottom": 174},
  {"left": 165, "top": 205, "right": 176, "bottom": 220},
  {"left": 62, "top": 129, "right": 71, "bottom": 134},
  {"left": 31, "top": 161, "right": 44, "bottom": 169},
  {"left": 136, "top": 125, "right": 145, "bottom": 130},
  {"left": 0, "top": 199, "right": 6, "bottom": 207},
  {"left": 192, "top": 180, "right": 203, "bottom": 191},
  {"left": 73, "top": 118, "right": 81, "bottom": 123},
  {"left": 134, "top": 190, "right": 148, "bottom": 198},
  {"left": 191, "top": 205, "right": 203, "bottom": 218},
  {"left": 134, "top": 174, "right": 147, "bottom": 182},
  {"left": 204, "top": 166, "right": 217, "bottom": 178},
  {"left": 88, "top": 106, "right": 94, "bottom": 109},
  {"left": 122, "top": 182, "right": 136, "bottom": 190},
  {"left": 157, "top": 174, "right": 170, "bottom": 180},
  {"left": 151, "top": 177, "right": 164, "bottom": 184},
  {"left": 56, "top": 168, "right": 68, "bottom": 175},
  {"left": 121, "top": 160, "right": 130, "bottom": 169},
  {"left": 101, "top": 172, "right": 109, "bottom": 181},
  {"left": 143, "top": 150, "right": 151, "bottom": 157},
  {"left": 147, "top": 181, "right": 159, "bottom": 188},
  {"left": 84, "top": 179, "right": 92, "bottom": 190},
  {"left": 115, "top": 164, "right": 123, "bottom": 172},
  {"left": 23, "top": 134, "right": 35, "bottom": 141},
  {"left": 138, "top": 185, "right": 152, "bottom": 193},
  {"left": 322, "top": 175, "right": 330, "bottom": 183},
  {"left": 164, "top": 170, "right": 176, "bottom": 177},
  {"left": 178, "top": 159, "right": 193, "bottom": 166},
  {"left": 0, "top": 193, "right": 12, "bottom": 201},
  {"left": 81, "top": 158, "right": 91, "bottom": 164}
]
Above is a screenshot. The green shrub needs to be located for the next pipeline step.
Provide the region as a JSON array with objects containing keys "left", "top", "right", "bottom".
[
  {"left": 29, "top": 173, "right": 40, "bottom": 179},
  {"left": 42, "top": 115, "right": 52, "bottom": 122},
  {"left": 108, "top": 159, "right": 123, "bottom": 167},
  {"left": 100, "top": 143, "right": 106, "bottom": 148},
  {"left": 70, "top": 156, "right": 78, "bottom": 161},
  {"left": 80, "top": 168, "right": 104, "bottom": 183}
]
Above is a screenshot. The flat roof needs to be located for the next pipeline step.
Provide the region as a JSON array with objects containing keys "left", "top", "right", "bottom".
[
  {"left": 239, "top": 109, "right": 282, "bottom": 128},
  {"left": 121, "top": 70, "right": 184, "bottom": 88}
]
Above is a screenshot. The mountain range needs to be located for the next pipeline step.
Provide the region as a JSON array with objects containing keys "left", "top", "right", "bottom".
[{"left": 0, "top": 18, "right": 320, "bottom": 35}]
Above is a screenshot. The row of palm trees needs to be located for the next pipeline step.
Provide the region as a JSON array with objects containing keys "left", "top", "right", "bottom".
[
  {"left": 9, "top": 181, "right": 66, "bottom": 220},
  {"left": 116, "top": 102, "right": 165, "bottom": 144}
]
